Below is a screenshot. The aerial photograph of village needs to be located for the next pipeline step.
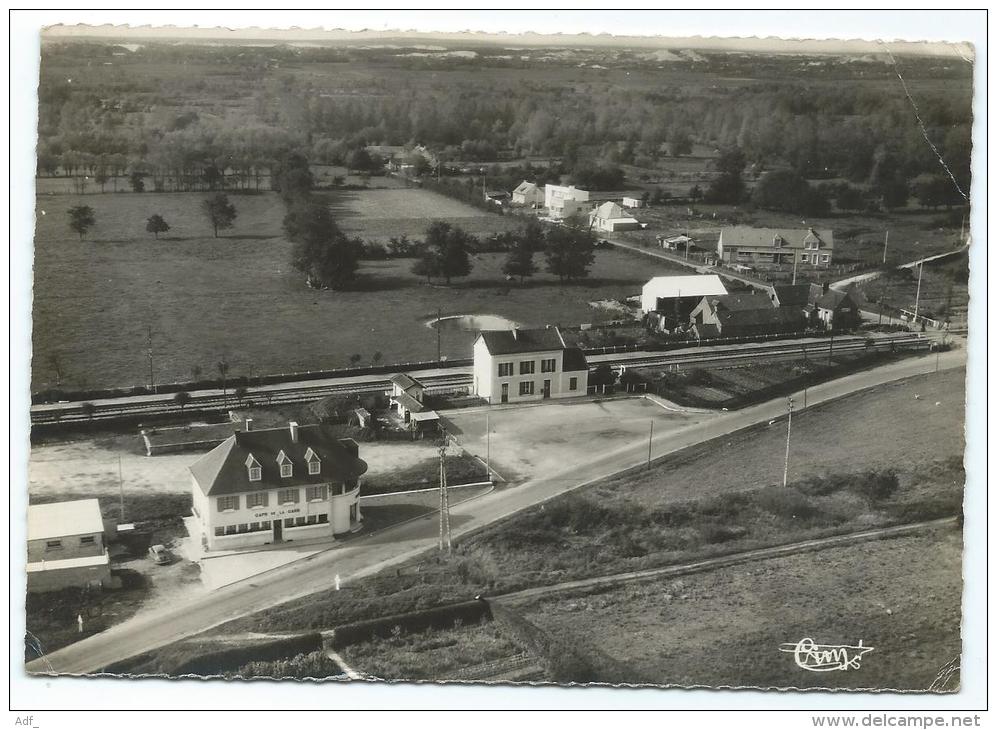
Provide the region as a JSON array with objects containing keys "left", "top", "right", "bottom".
[{"left": 20, "top": 20, "right": 975, "bottom": 697}]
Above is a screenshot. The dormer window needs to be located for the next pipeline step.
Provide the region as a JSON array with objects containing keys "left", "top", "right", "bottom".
[
  {"left": 276, "top": 450, "right": 293, "bottom": 479},
  {"left": 304, "top": 447, "right": 321, "bottom": 476},
  {"left": 772, "top": 235, "right": 784, "bottom": 248},
  {"left": 245, "top": 454, "right": 262, "bottom": 482}
]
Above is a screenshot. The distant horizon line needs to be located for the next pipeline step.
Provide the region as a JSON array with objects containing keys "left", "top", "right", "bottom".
[{"left": 40, "top": 25, "right": 974, "bottom": 60}]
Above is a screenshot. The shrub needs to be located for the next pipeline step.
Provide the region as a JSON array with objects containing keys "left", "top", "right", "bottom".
[
  {"left": 752, "top": 485, "right": 820, "bottom": 521},
  {"left": 236, "top": 650, "right": 341, "bottom": 679},
  {"left": 851, "top": 469, "right": 900, "bottom": 502}
]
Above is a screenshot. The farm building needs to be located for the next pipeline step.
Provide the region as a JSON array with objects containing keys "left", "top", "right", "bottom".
[
  {"left": 512, "top": 181, "right": 545, "bottom": 207},
  {"left": 588, "top": 202, "right": 641, "bottom": 233},
  {"left": 473, "top": 327, "right": 588, "bottom": 404},
  {"left": 27, "top": 499, "right": 111, "bottom": 593},
  {"left": 484, "top": 190, "right": 511, "bottom": 205},
  {"left": 689, "top": 292, "right": 807, "bottom": 340},
  {"left": 188, "top": 422, "right": 368, "bottom": 552},
  {"left": 717, "top": 227, "right": 834, "bottom": 267},
  {"left": 622, "top": 196, "right": 644, "bottom": 208},
  {"left": 544, "top": 184, "right": 591, "bottom": 219}
]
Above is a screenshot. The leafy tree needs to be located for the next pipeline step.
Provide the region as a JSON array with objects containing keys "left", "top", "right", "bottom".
[
  {"left": 95, "top": 168, "right": 108, "bottom": 193},
  {"left": 751, "top": 170, "right": 830, "bottom": 217},
  {"left": 203, "top": 165, "right": 224, "bottom": 190},
  {"left": 174, "top": 390, "right": 191, "bottom": 418},
  {"left": 371, "top": 351, "right": 383, "bottom": 367},
  {"left": 688, "top": 185, "right": 703, "bottom": 202},
  {"left": 68, "top": 205, "right": 96, "bottom": 241},
  {"left": 272, "top": 153, "right": 314, "bottom": 202},
  {"left": 234, "top": 386, "right": 248, "bottom": 405},
  {"left": 668, "top": 131, "right": 693, "bottom": 157},
  {"left": 80, "top": 401, "right": 96, "bottom": 424},
  {"left": 544, "top": 223, "right": 595, "bottom": 284},
  {"left": 145, "top": 214, "right": 170, "bottom": 239},
  {"left": 203, "top": 194, "right": 237, "bottom": 237},
  {"left": 216, "top": 358, "right": 230, "bottom": 400},
  {"left": 706, "top": 147, "right": 747, "bottom": 204},
  {"left": 286, "top": 199, "right": 360, "bottom": 289},
  {"left": 502, "top": 219, "right": 542, "bottom": 282},
  {"left": 835, "top": 185, "right": 867, "bottom": 212},
  {"left": 349, "top": 353, "right": 362, "bottom": 368},
  {"left": 879, "top": 177, "right": 909, "bottom": 212},
  {"left": 416, "top": 221, "right": 475, "bottom": 285},
  {"left": 129, "top": 172, "right": 145, "bottom": 193}
]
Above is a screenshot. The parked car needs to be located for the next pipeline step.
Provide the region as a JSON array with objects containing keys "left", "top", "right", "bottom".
[{"left": 148, "top": 544, "right": 174, "bottom": 565}]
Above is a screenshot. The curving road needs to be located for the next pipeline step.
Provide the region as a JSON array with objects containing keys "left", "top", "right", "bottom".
[{"left": 25, "top": 345, "right": 966, "bottom": 676}]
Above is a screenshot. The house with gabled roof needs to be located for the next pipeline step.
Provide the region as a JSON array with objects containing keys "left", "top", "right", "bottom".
[
  {"left": 690, "top": 292, "right": 807, "bottom": 340},
  {"left": 718, "top": 227, "right": 834, "bottom": 267},
  {"left": 589, "top": 201, "right": 641, "bottom": 232},
  {"left": 189, "top": 421, "right": 367, "bottom": 552},
  {"left": 512, "top": 181, "right": 545, "bottom": 207},
  {"left": 473, "top": 326, "right": 588, "bottom": 404},
  {"left": 27, "top": 499, "right": 111, "bottom": 592}
]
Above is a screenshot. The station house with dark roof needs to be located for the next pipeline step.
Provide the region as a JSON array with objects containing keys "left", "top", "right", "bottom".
[{"left": 472, "top": 326, "right": 589, "bottom": 404}]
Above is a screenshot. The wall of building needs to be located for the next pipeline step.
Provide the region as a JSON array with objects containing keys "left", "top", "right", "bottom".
[
  {"left": 27, "top": 532, "right": 104, "bottom": 563},
  {"left": 474, "top": 349, "right": 586, "bottom": 404},
  {"left": 27, "top": 562, "right": 111, "bottom": 593},
  {"left": 195, "top": 477, "right": 361, "bottom": 552}
]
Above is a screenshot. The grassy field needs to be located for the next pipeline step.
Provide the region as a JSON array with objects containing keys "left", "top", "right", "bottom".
[
  {"left": 518, "top": 528, "right": 962, "bottom": 690},
  {"left": 213, "top": 367, "right": 965, "bottom": 642},
  {"left": 340, "top": 617, "right": 521, "bottom": 681},
  {"left": 32, "top": 190, "right": 686, "bottom": 392}
]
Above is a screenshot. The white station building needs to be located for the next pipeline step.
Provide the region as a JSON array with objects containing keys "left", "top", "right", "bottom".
[
  {"left": 473, "top": 327, "right": 589, "bottom": 404},
  {"left": 27, "top": 498, "right": 111, "bottom": 593}
]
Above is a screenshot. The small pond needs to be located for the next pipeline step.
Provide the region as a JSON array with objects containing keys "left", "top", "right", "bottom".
[{"left": 426, "top": 314, "right": 520, "bottom": 333}]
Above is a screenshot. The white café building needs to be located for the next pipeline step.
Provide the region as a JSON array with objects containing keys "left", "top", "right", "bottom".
[
  {"left": 189, "top": 421, "right": 368, "bottom": 552},
  {"left": 473, "top": 327, "right": 589, "bottom": 404}
]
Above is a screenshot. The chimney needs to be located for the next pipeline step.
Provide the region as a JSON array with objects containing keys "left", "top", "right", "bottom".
[
  {"left": 512, "top": 328, "right": 518, "bottom": 340},
  {"left": 289, "top": 421, "right": 299, "bottom": 443},
  {"left": 244, "top": 417, "right": 253, "bottom": 432}
]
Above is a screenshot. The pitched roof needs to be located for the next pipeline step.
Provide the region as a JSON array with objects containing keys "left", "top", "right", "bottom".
[
  {"left": 478, "top": 327, "right": 566, "bottom": 355},
  {"left": 391, "top": 390, "right": 425, "bottom": 414},
  {"left": 390, "top": 373, "right": 424, "bottom": 393},
  {"left": 562, "top": 347, "right": 589, "bottom": 373},
  {"left": 712, "top": 292, "right": 775, "bottom": 312},
  {"left": 720, "top": 227, "right": 834, "bottom": 250},
  {"left": 771, "top": 284, "right": 812, "bottom": 308},
  {"left": 190, "top": 424, "right": 368, "bottom": 497},
  {"left": 719, "top": 307, "right": 807, "bottom": 328},
  {"left": 28, "top": 499, "right": 105, "bottom": 541},
  {"left": 591, "top": 201, "right": 630, "bottom": 220},
  {"left": 813, "top": 286, "right": 856, "bottom": 310},
  {"left": 643, "top": 275, "right": 728, "bottom": 300},
  {"left": 513, "top": 181, "right": 538, "bottom": 194}
]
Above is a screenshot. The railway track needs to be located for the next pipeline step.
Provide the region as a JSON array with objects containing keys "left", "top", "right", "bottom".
[{"left": 29, "top": 334, "right": 927, "bottom": 426}]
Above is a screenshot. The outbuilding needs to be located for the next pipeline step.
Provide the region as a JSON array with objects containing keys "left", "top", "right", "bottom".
[{"left": 27, "top": 499, "right": 111, "bottom": 593}]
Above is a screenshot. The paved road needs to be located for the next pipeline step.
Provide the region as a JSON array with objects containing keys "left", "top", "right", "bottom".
[{"left": 25, "top": 346, "right": 966, "bottom": 676}]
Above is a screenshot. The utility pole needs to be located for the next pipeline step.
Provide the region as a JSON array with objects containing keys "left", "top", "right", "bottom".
[
  {"left": 912, "top": 261, "right": 924, "bottom": 325},
  {"left": 147, "top": 326, "right": 155, "bottom": 393},
  {"left": 436, "top": 307, "right": 442, "bottom": 363},
  {"left": 646, "top": 419, "right": 654, "bottom": 469},
  {"left": 882, "top": 230, "right": 889, "bottom": 265},
  {"left": 792, "top": 252, "right": 798, "bottom": 285},
  {"left": 118, "top": 455, "right": 125, "bottom": 521},
  {"left": 438, "top": 444, "right": 452, "bottom": 555},
  {"left": 485, "top": 410, "right": 491, "bottom": 481},
  {"left": 782, "top": 397, "right": 794, "bottom": 488}
]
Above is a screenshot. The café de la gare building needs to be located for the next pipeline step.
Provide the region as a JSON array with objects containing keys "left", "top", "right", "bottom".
[{"left": 189, "top": 421, "right": 368, "bottom": 552}]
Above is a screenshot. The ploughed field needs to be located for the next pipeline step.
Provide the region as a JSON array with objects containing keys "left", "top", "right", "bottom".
[{"left": 31, "top": 189, "right": 686, "bottom": 392}]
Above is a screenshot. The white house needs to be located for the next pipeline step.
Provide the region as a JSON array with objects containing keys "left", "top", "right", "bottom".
[
  {"left": 512, "top": 181, "right": 545, "bottom": 207},
  {"left": 622, "top": 196, "right": 644, "bottom": 208},
  {"left": 189, "top": 422, "right": 367, "bottom": 552},
  {"left": 473, "top": 327, "right": 588, "bottom": 404},
  {"left": 544, "top": 184, "right": 590, "bottom": 219},
  {"left": 640, "top": 274, "right": 728, "bottom": 314},
  {"left": 589, "top": 201, "right": 641, "bottom": 233},
  {"left": 27, "top": 499, "right": 111, "bottom": 593}
]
